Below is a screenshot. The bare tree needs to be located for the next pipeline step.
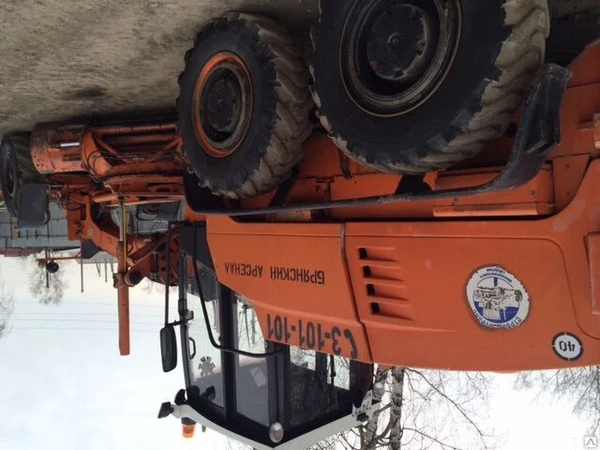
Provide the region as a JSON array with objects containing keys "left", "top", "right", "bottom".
[
  {"left": 315, "top": 367, "right": 497, "bottom": 450},
  {"left": 0, "top": 284, "right": 14, "bottom": 338},
  {"left": 140, "top": 278, "right": 163, "bottom": 295},
  {"left": 139, "top": 278, "right": 181, "bottom": 299},
  {"left": 515, "top": 368, "right": 600, "bottom": 435},
  {"left": 28, "top": 255, "right": 67, "bottom": 304}
]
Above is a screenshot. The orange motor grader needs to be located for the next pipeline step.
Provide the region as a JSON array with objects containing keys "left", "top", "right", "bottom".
[{"left": 2, "top": 2, "right": 600, "bottom": 448}]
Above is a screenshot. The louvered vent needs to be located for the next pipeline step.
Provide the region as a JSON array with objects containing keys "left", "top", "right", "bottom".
[{"left": 358, "top": 246, "right": 415, "bottom": 321}]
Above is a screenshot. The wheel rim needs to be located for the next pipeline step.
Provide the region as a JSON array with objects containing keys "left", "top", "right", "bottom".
[
  {"left": 192, "top": 52, "right": 253, "bottom": 158},
  {"left": 340, "top": 0, "right": 462, "bottom": 117}
]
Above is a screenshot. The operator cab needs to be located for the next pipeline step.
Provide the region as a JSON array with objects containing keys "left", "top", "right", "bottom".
[{"left": 158, "top": 226, "right": 377, "bottom": 449}]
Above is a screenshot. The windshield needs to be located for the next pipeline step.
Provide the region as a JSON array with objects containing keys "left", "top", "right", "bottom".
[
  {"left": 176, "top": 250, "right": 372, "bottom": 447},
  {"left": 288, "top": 348, "right": 352, "bottom": 429}
]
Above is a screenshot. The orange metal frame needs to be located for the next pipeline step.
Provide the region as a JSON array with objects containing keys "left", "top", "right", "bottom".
[
  {"left": 29, "top": 43, "right": 600, "bottom": 370},
  {"left": 31, "top": 121, "right": 187, "bottom": 355},
  {"left": 204, "top": 44, "right": 600, "bottom": 371}
]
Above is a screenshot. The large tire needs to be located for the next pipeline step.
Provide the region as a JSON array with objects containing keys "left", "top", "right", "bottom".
[
  {"left": 311, "top": 0, "right": 550, "bottom": 174},
  {"left": 178, "top": 13, "right": 313, "bottom": 199},
  {"left": 0, "top": 133, "right": 42, "bottom": 217}
]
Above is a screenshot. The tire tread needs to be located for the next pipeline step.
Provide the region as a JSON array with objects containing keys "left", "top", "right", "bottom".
[
  {"left": 179, "top": 14, "right": 312, "bottom": 199},
  {"left": 311, "top": 0, "right": 550, "bottom": 173}
]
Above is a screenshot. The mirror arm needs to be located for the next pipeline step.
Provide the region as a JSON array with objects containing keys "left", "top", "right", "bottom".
[{"left": 169, "top": 317, "right": 192, "bottom": 327}]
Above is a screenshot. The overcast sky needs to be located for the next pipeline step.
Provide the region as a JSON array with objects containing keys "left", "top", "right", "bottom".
[{"left": 0, "top": 258, "right": 593, "bottom": 450}]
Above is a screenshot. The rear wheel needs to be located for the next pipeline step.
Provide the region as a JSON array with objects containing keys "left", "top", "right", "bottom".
[
  {"left": 178, "top": 14, "right": 313, "bottom": 199},
  {"left": 0, "top": 133, "right": 43, "bottom": 217},
  {"left": 310, "top": 0, "right": 550, "bottom": 174}
]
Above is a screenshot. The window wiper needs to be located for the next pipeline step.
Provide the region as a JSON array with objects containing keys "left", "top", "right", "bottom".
[
  {"left": 237, "top": 307, "right": 251, "bottom": 347},
  {"left": 240, "top": 302, "right": 258, "bottom": 346},
  {"left": 251, "top": 308, "right": 256, "bottom": 345},
  {"left": 329, "top": 355, "right": 336, "bottom": 386}
]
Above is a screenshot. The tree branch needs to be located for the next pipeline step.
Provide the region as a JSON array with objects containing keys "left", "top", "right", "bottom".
[
  {"left": 408, "top": 369, "right": 490, "bottom": 449},
  {"left": 403, "top": 426, "right": 467, "bottom": 450}
]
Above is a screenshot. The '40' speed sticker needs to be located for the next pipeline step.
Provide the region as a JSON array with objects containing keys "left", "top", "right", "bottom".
[
  {"left": 466, "top": 266, "right": 530, "bottom": 329},
  {"left": 552, "top": 333, "right": 584, "bottom": 361}
]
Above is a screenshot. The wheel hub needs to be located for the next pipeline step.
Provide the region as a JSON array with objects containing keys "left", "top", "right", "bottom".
[
  {"left": 340, "top": 0, "right": 460, "bottom": 116},
  {"left": 367, "top": 5, "right": 436, "bottom": 84},
  {"left": 204, "top": 75, "right": 242, "bottom": 134},
  {"left": 193, "top": 53, "right": 253, "bottom": 158}
]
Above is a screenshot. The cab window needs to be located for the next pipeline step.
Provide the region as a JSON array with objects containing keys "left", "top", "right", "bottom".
[
  {"left": 178, "top": 249, "right": 372, "bottom": 447},
  {"left": 185, "top": 278, "right": 224, "bottom": 407},
  {"left": 287, "top": 348, "right": 353, "bottom": 429},
  {"left": 234, "top": 294, "right": 271, "bottom": 426}
]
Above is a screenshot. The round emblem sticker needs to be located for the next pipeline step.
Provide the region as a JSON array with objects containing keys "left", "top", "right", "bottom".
[
  {"left": 466, "top": 266, "right": 530, "bottom": 329},
  {"left": 552, "top": 332, "right": 583, "bottom": 361}
]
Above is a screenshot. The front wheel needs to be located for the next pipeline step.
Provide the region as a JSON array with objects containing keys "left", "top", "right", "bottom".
[
  {"left": 178, "top": 14, "right": 313, "bottom": 200},
  {"left": 310, "top": 0, "right": 550, "bottom": 174}
]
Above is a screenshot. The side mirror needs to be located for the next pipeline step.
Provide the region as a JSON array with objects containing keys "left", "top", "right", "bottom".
[{"left": 160, "top": 325, "right": 178, "bottom": 373}]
